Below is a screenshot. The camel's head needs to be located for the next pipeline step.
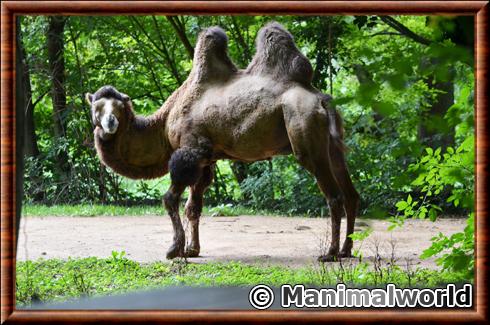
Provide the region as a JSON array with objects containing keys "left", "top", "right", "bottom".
[{"left": 85, "top": 86, "right": 130, "bottom": 138}]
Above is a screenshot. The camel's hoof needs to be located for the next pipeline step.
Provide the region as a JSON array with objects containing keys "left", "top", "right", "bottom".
[
  {"left": 185, "top": 246, "right": 200, "bottom": 258},
  {"left": 318, "top": 254, "right": 339, "bottom": 263},
  {"left": 166, "top": 244, "right": 185, "bottom": 259}
]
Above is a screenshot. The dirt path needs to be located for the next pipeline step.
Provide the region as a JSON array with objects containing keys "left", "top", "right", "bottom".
[{"left": 17, "top": 215, "right": 466, "bottom": 269}]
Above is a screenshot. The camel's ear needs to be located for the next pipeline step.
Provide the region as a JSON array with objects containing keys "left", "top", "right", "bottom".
[
  {"left": 85, "top": 93, "right": 94, "bottom": 105},
  {"left": 120, "top": 93, "right": 130, "bottom": 103}
]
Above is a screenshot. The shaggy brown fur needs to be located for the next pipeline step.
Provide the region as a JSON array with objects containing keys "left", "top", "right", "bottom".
[
  {"left": 87, "top": 86, "right": 171, "bottom": 179},
  {"left": 246, "top": 22, "right": 314, "bottom": 86},
  {"left": 246, "top": 23, "right": 344, "bottom": 150},
  {"left": 191, "top": 27, "right": 238, "bottom": 84},
  {"left": 86, "top": 23, "right": 359, "bottom": 262}
]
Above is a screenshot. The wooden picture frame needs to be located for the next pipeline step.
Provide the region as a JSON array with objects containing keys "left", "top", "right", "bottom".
[{"left": 1, "top": 1, "right": 488, "bottom": 323}]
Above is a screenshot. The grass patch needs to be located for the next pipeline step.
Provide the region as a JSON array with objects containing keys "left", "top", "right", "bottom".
[
  {"left": 22, "top": 204, "right": 165, "bottom": 217},
  {"left": 22, "top": 204, "right": 277, "bottom": 218},
  {"left": 16, "top": 253, "right": 470, "bottom": 307}
]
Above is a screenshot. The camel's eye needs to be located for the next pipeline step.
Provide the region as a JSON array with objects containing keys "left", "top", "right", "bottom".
[
  {"left": 92, "top": 105, "right": 100, "bottom": 115},
  {"left": 93, "top": 102, "right": 103, "bottom": 111},
  {"left": 111, "top": 101, "right": 123, "bottom": 116},
  {"left": 91, "top": 102, "right": 104, "bottom": 124}
]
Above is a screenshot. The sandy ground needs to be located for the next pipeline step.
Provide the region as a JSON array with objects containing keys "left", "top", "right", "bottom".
[{"left": 16, "top": 215, "right": 466, "bottom": 269}]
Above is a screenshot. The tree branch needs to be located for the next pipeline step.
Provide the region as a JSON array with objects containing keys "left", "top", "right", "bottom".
[
  {"left": 368, "top": 31, "right": 403, "bottom": 37},
  {"left": 31, "top": 89, "right": 50, "bottom": 109},
  {"left": 166, "top": 16, "right": 194, "bottom": 59},
  {"left": 116, "top": 17, "right": 183, "bottom": 84},
  {"left": 151, "top": 15, "right": 184, "bottom": 84},
  {"left": 378, "top": 16, "right": 432, "bottom": 46}
]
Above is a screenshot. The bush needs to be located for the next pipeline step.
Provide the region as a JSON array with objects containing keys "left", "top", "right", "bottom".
[{"left": 391, "top": 136, "right": 474, "bottom": 279}]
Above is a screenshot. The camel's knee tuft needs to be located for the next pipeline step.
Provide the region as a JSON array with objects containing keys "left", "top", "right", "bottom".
[{"left": 168, "top": 148, "right": 204, "bottom": 186}]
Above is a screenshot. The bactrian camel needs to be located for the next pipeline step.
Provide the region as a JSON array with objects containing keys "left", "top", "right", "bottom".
[{"left": 85, "top": 22, "right": 360, "bottom": 262}]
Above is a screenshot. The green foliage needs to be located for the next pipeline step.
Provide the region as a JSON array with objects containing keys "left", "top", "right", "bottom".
[
  {"left": 348, "top": 227, "right": 373, "bottom": 259},
  {"left": 208, "top": 204, "right": 240, "bottom": 217},
  {"left": 390, "top": 136, "right": 474, "bottom": 222},
  {"left": 16, "top": 255, "right": 470, "bottom": 306},
  {"left": 349, "top": 228, "right": 373, "bottom": 242},
  {"left": 421, "top": 213, "right": 474, "bottom": 278},
  {"left": 391, "top": 133, "right": 474, "bottom": 278},
  {"left": 240, "top": 157, "right": 326, "bottom": 216}
]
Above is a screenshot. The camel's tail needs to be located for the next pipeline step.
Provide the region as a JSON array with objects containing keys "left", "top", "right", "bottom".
[{"left": 321, "top": 94, "right": 348, "bottom": 152}]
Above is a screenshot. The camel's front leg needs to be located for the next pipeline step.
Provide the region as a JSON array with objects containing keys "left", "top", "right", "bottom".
[
  {"left": 164, "top": 147, "right": 211, "bottom": 259},
  {"left": 163, "top": 183, "right": 186, "bottom": 259},
  {"left": 184, "top": 165, "right": 215, "bottom": 257}
]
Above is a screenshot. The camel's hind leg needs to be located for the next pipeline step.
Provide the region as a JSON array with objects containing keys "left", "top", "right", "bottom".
[
  {"left": 184, "top": 164, "right": 215, "bottom": 257},
  {"left": 329, "top": 142, "right": 360, "bottom": 258},
  {"left": 282, "top": 96, "right": 345, "bottom": 262}
]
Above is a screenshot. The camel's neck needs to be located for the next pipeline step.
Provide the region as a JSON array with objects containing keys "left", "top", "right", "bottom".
[{"left": 94, "top": 107, "right": 172, "bottom": 180}]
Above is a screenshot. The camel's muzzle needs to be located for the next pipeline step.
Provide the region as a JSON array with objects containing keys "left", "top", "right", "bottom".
[{"left": 101, "top": 114, "right": 119, "bottom": 134}]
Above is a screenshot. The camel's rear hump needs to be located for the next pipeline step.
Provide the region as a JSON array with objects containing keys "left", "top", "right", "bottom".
[{"left": 246, "top": 22, "right": 313, "bottom": 86}]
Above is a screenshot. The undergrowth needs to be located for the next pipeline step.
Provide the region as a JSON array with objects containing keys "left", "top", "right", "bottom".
[{"left": 16, "top": 252, "right": 470, "bottom": 307}]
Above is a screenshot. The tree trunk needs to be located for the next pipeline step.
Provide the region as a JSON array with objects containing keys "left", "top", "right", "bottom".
[
  {"left": 312, "top": 20, "right": 329, "bottom": 90},
  {"left": 99, "top": 163, "right": 107, "bottom": 204},
  {"left": 230, "top": 161, "right": 249, "bottom": 184},
  {"left": 353, "top": 64, "right": 383, "bottom": 130},
  {"left": 47, "top": 16, "right": 70, "bottom": 178},
  {"left": 230, "top": 17, "right": 252, "bottom": 66},
  {"left": 377, "top": 16, "right": 458, "bottom": 149},
  {"left": 419, "top": 76, "right": 455, "bottom": 149},
  {"left": 47, "top": 16, "right": 67, "bottom": 139},
  {"left": 17, "top": 18, "right": 39, "bottom": 157},
  {"left": 15, "top": 17, "right": 26, "bottom": 242}
]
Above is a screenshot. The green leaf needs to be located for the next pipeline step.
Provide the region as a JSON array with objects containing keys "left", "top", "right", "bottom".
[
  {"left": 374, "top": 101, "right": 396, "bottom": 117},
  {"left": 331, "top": 96, "right": 354, "bottom": 106},
  {"left": 428, "top": 208, "right": 438, "bottom": 221},
  {"left": 396, "top": 201, "right": 408, "bottom": 211}
]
